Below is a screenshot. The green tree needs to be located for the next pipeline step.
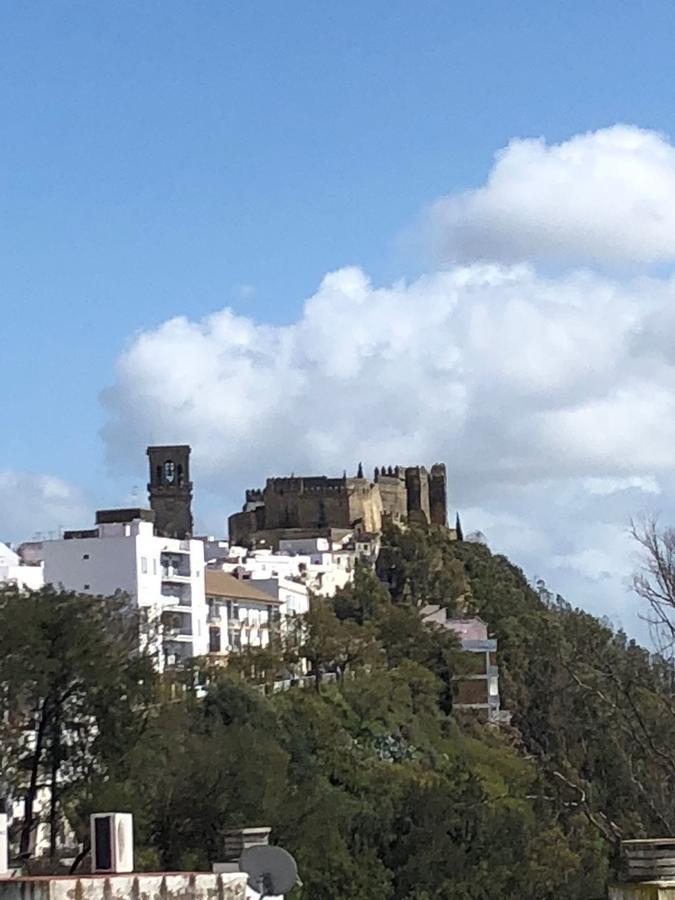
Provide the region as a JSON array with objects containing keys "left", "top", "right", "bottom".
[{"left": 0, "top": 584, "right": 156, "bottom": 862}]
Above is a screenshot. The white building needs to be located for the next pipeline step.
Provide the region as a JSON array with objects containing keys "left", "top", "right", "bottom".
[
  {"left": 201, "top": 534, "right": 360, "bottom": 599},
  {"left": 0, "top": 541, "right": 44, "bottom": 590},
  {"left": 248, "top": 575, "right": 309, "bottom": 619},
  {"left": 40, "top": 509, "right": 208, "bottom": 667},
  {"left": 205, "top": 570, "right": 282, "bottom": 656}
]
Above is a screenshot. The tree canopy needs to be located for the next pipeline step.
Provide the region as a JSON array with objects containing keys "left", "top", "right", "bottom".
[{"left": 3, "top": 524, "right": 675, "bottom": 898}]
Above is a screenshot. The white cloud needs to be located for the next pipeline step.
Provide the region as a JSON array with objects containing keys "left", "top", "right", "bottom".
[
  {"left": 100, "top": 123, "right": 675, "bottom": 636},
  {"left": 0, "top": 471, "right": 89, "bottom": 542},
  {"left": 424, "top": 125, "right": 675, "bottom": 265},
  {"left": 103, "top": 263, "right": 675, "bottom": 493}
]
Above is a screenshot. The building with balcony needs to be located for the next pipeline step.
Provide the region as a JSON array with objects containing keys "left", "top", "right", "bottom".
[
  {"left": 205, "top": 570, "right": 282, "bottom": 657},
  {"left": 421, "top": 610, "right": 503, "bottom": 722},
  {"left": 39, "top": 508, "right": 208, "bottom": 667}
]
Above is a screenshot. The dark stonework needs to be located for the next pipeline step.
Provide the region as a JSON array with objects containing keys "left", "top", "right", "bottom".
[
  {"left": 147, "top": 445, "right": 194, "bottom": 539},
  {"left": 228, "top": 462, "right": 449, "bottom": 546},
  {"left": 429, "top": 463, "right": 448, "bottom": 526}
]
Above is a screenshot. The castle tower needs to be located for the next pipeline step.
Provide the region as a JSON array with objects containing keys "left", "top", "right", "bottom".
[
  {"left": 405, "top": 466, "right": 431, "bottom": 525},
  {"left": 147, "top": 445, "right": 193, "bottom": 539},
  {"left": 429, "top": 463, "right": 448, "bottom": 526}
]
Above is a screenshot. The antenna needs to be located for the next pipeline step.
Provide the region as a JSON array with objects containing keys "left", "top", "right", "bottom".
[{"left": 239, "top": 845, "right": 299, "bottom": 898}]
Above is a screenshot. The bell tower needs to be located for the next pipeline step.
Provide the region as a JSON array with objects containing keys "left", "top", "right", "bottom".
[{"left": 147, "top": 445, "right": 193, "bottom": 539}]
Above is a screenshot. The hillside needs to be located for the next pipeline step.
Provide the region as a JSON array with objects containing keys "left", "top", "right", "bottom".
[{"left": 2, "top": 526, "right": 675, "bottom": 899}]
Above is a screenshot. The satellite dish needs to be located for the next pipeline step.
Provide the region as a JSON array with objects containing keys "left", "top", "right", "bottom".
[{"left": 239, "top": 844, "right": 299, "bottom": 898}]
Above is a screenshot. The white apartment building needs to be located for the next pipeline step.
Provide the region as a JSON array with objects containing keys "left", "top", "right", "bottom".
[
  {"left": 202, "top": 536, "right": 357, "bottom": 599},
  {"left": 247, "top": 575, "right": 309, "bottom": 618},
  {"left": 0, "top": 541, "right": 44, "bottom": 590},
  {"left": 41, "top": 509, "right": 208, "bottom": 667},
  {"left": 205, "top": 569, "right": 282, "bottom": 656}
]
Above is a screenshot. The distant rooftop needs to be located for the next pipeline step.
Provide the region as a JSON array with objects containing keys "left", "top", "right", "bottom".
[
  {"left": 205, "top": 569, "right": 281, "bottom": 604},
  {"left": 95, "top": 508, "right": 156, "bottom": 525}
]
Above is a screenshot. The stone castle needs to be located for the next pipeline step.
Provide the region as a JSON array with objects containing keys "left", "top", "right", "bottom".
[{"left": 228, "top": 463, "right": 448, "bottom": 547}]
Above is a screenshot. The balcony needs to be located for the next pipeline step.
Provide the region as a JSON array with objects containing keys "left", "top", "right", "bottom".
[
  {"left": 207, "top": 605, "right": 225, "bottom": 624},
  {"left": 162, "top": 596, "right": 192, "bottom": 610},
  {"left": 161, "top": 583, "right": 192, "bottom": 608},
  {"left": 161, "top": 566, "right": 191, "bottom": 582},
  {"left": 162, "top": 609, "right": 193, "bottom": 641},
  {"left": 161, "top": 552, "right": 191, "bottom": 580},
  {"left": 163, "top": 629, "right": 193, "bottom": 642}
]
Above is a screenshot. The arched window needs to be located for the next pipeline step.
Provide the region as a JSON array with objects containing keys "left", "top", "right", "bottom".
[
  {"left": 177, "top": 464, "right": 184, "bottom": 486},
  {"left": 156, "top": 465, "right": 162, "bottom": 484},
  {"left": 164, "top": 460, "right": 176, "bottom": 483}
]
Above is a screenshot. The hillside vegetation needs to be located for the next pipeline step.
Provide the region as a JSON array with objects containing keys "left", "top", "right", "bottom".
[{"left": 2, "top": 525, "right": 675, "bottom": 899}]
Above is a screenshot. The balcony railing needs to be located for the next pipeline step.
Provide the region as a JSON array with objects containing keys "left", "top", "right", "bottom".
[
  {"left": 161, "top": 566, "right": 191, "bottom": 580},
  {"left": 162, "top": 592, "right": 192, "bottom": 608}
]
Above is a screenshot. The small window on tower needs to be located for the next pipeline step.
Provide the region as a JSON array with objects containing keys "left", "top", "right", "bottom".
[
  {"left": 164, "top": 460, "right": 176, "bottom": 483},
  {"left": 177, "top": 464, "right": 184, "bottom": 486}
]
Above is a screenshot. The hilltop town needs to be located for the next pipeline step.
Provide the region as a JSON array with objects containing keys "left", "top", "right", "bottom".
[
  {"left": 2, "top": 446, "right": 675, "bottom": 900},
  {"left": 2, "top": 446, "right": 484, "bottom": 695}
]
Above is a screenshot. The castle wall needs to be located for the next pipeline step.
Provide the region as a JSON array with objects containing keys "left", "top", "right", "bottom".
[
  {"left": 346, "top": 480, "right": 383, "bottom": 533},
  {"left": 376, "top": 468, "right": 408, "bottom": 523},
  {"left": 429, "top": 463, "right": 448, "bottom": 526},
  {"left": 263, "top": 477, "right": 352, "bottom": 531},
  {"left": 228, "top": 509, "right": 260, "bottom": 546},
  {"left": 229, "top": 462, "right": 448, "bottom": 545},
  {"left": 405, "top": 467, "right": 431, "bottom": 525}
]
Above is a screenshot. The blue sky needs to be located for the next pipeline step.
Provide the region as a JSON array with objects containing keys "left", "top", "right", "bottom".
[{"left": 6, "top": 1, "right": 675, "bottom": 634}]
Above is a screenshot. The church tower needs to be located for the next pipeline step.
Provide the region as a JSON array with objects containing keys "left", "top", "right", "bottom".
[{"left": 147, "top": 445, "right": 193, "bottom": 539}]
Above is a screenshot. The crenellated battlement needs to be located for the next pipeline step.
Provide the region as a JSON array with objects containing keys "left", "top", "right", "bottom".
[
  {"left": 229, "top": 461, "right": 448, "bottom": 545},
  {"left": 374, "top": 465, "right": 405, "bottom": 482}
]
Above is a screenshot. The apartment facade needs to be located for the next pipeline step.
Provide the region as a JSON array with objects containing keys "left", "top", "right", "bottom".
[
  {"left": 422, "top": 609, "right": 502, "bottom": 721},
  {"left": 205, "top": 569, "right": 282, "bottom": 656},
  {"left": 41, "top": 509, "right": 208, "bottom": 667}
]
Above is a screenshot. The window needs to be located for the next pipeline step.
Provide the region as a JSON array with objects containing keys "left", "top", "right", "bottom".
[
  {"left": 141, "top": 557, "right": 148, "bottom": 574},
  {"left": 164, "top": 460, "right": 176, "bottom": 483},
  {"left": 209, "top": 628, "right": 221, "bottom": 653},
  {"left": 82, "top": 553, "right": 89, "bottom": 560}
]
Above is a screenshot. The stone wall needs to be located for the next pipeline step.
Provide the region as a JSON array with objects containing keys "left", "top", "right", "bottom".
[
  {"left": 429, "top": 463, "right": 448, "bottom": 526},
  {"left": 405, "top": 467, "right": 431, "bottom": 525},
  {"left": 346, "top": 480, "right": 383, "bottom": 533},
  {"left": 228, "top": 462, "right": 449, "bottom": 545},
  {"left": 263, "top": 477, "right": 352, "bottom": 531},
  {"left": 375, "top": 468, "right": 408, "bottom": 523}
]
